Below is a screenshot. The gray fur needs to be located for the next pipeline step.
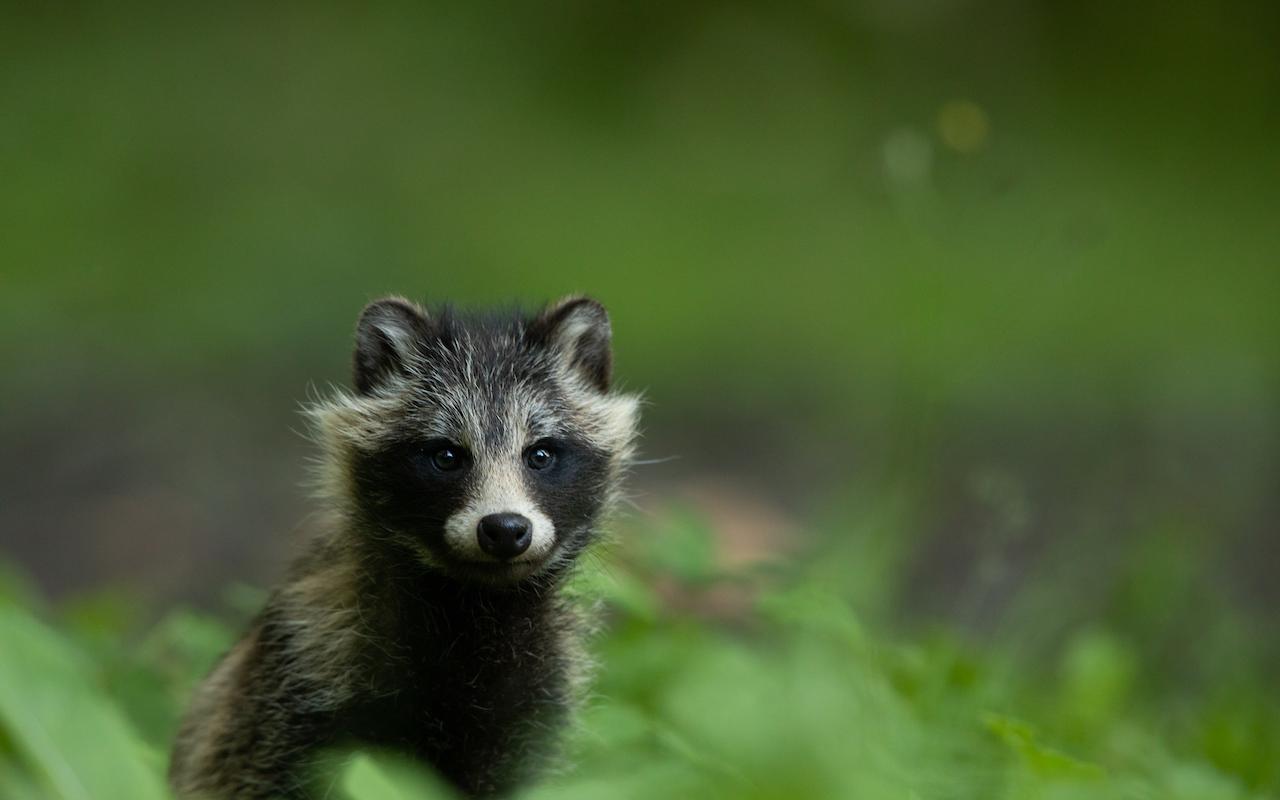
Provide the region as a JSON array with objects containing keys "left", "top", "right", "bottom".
[{"left": 170, "top": 296, "right": 640, "bottom": 798}]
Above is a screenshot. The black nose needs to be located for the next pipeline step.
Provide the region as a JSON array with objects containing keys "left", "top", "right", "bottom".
[{"left": 476, "top": 513, "right": 532, "bottom": 560}]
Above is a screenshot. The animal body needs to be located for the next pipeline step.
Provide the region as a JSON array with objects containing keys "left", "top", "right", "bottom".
[{"left": 169, "top": 296, "right": 640, "bottom": 798}]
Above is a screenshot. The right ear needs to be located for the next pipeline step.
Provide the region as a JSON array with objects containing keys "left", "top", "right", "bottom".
[{"left": 353, "top": 297, "right": 431, "bottom": 395}]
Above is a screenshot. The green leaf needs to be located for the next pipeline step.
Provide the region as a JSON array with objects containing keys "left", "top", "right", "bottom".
[
  {"left": 640, "top": 511, "right": 719, "bottom": 583},
  {"left": 342, "top": 752, "right": 455, "bottom": 800},
  {"left": 984, "top": 712, "right": 1106, "bottom": 781},
  {"left": 563, "top": 557, "right": 659, "bottom": 621},
  {"left": 0, "top": 606, "right": 169, "bottom": 800}
]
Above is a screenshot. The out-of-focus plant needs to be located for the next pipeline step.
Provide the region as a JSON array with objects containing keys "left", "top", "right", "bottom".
[{"left": 0, "top": 509, "right": 1275, "bottom": 799}]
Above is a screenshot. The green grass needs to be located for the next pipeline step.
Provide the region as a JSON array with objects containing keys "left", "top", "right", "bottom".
[{"left": 1, "top": 509, "right": 1276, "bottom": 800}]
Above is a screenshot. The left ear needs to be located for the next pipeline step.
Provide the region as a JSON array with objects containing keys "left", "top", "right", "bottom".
[{"left": 528, "top": 296, "right": 614, "bottom": 392}]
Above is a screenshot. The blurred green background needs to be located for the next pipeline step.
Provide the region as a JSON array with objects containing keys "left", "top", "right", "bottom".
[{"left": 1, "top": 2, "right": 1277, "bottom": 798}]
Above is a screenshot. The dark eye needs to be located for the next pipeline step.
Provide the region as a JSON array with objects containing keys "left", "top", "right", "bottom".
[
  {"left": 430, "top": 445, "right": 465, "bottom": 472},
  {"left": 525, "top": 445, "right": 556, "bottom": 471}
]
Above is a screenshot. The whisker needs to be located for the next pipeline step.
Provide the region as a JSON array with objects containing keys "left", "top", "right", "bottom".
[{"left": 630, "top": 454, "right": 682, "bottom": 466}]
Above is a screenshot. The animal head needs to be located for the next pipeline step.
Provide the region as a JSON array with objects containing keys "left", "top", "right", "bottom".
[{"left": 308, "top": 296, "right": 640, "bottom": 586}]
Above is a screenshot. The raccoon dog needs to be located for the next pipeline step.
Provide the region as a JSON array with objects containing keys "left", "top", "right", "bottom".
[{"left": 169, "top": 296, "right": 640, "bottom": 798}]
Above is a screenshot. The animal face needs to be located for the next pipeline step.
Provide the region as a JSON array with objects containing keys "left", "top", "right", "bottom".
[{"left": 309, "top": 297, "right": 639, "bottom": 585}]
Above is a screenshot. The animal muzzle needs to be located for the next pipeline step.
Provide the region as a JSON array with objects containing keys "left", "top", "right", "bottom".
[{"left": 476, "top": 513, "right": 533, "bottom": 560}]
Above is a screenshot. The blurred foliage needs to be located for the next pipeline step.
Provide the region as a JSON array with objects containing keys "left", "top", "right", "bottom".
[
  {"left": 1, "top": 507, "right": 1277, "bottom": 800},
  {"left": 3, "top": 0, "right": 1275, "bottom": 612},
  {"left": 1, "top": 2, "right": 1278, "bottom": 798},
  {"left": 2, "top": 0, "right": 1277, "bottom": 423}
]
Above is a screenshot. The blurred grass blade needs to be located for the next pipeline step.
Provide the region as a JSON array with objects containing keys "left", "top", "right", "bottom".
[
  {"left": 342, "top": 752, "right": 455, "bottom": 800},
  {"left": 984, "top": 712, "right": 1105, "bottom": 781},
  {"left": 0, "top": 606, "right": 169, "bottom": 800}
]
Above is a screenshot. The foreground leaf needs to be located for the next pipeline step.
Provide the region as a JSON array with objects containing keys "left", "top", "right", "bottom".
[{"left": 0, "top": 605, "right": 168, "bottom": 800}]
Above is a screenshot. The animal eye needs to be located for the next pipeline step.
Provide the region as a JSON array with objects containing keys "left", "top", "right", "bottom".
[
  {"left": 525, "top": 445, "right": 556, "bottom": 471},
  {"left": 431, "top": 445, "right": 465, "bottom": 472}
]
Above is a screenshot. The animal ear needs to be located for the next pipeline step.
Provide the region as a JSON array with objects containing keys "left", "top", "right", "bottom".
[
  {"left": 353, "top": 297, "right": 431, "bottom": 395},
  {"left": 529, "top": 296, "right": 614, "bottom": 392}
]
